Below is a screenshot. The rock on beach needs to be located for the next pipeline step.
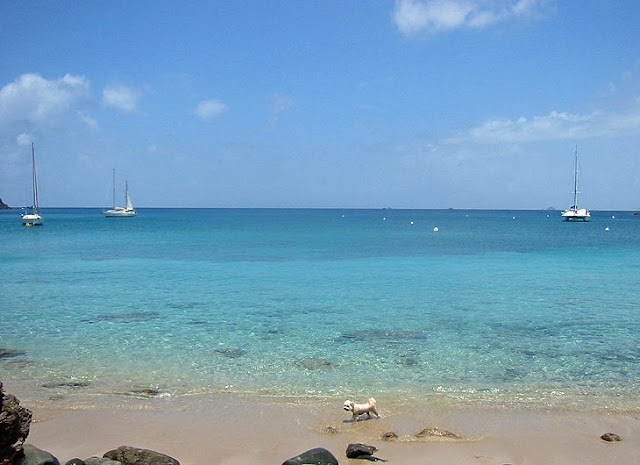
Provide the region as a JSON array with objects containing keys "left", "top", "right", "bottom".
[
  {"left": 0, "top": 381, "right": 32, "bottom": 465},
  {"left": 282, "top": 448, "right": 338, "bottom": 465},
  {"left": 103, "top": 446, "right": 180, "bottom": 465}
]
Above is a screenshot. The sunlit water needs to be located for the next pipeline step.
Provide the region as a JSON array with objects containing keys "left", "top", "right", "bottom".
[{"left": 1, "top": 208, "right": 639, "bottom": 411}]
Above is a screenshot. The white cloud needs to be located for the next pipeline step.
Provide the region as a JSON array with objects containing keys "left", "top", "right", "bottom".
[
  {"left": 77, "top": 110, "right": 98, "bottom": 130},
  {"left": 393, "top": 0, "right": 544, "bottom": 35},
  {"left": 0, "top": 73, "right": 89, "bottom": 125},
  {"left": 102, "top": 85, "right": 138, "bottom": 112},
  {"left": 193, "top": 99, "right": 228, "bottom": 120},
  {"left": 271, "top": 93, "right": 297, "bottom": 115},
  {"left": 444, "top": 107, "right": 640, "bottom": 145},
  {"left": 17, "top": 133, "right": 33, "bottom": 146}
]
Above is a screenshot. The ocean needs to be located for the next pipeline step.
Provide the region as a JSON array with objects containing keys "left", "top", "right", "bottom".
[{"left": 1, "top": 208, "right": 639, "bottom": 411}]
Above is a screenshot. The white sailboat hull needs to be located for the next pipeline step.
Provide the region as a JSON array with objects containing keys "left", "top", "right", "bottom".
[
  {"left": 561, "top": 208, "right": 590, "bottom": 221},
  {"left": 103, "top": 171, "right": 137, "bottom": 217},
  {"left": 22, "top": 143, "right": 43, "bottom": 226},
  {"left": 21, "top": 212, "right": 43, "bottom": 225},
  {"left": 103, "top": 207, "right": 137, "bottom": 217}
]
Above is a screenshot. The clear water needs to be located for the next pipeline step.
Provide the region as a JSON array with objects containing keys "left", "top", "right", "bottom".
[{"left": 1, "top": 208, "right": 639, "bottom": 409}]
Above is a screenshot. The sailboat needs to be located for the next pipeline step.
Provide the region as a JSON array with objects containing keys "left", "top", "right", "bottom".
[
  {"left": 21, "top": 143, "right": 43, "bottom": 226},
  {"left": 103, "top": 169, "right": 137, "bottom": 217},
  {"left": 561, "top": 146, "right": 591, "bottom": 222}
]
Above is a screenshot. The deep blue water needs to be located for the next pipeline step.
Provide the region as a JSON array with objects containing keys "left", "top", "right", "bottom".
[{"left": 1, "top": 208, "right": 639, "bottom": 409}]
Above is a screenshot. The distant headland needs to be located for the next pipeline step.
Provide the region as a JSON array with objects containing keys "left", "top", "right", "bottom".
[{"left": 0, "top": 198, "right": 10, "bottom": 209}]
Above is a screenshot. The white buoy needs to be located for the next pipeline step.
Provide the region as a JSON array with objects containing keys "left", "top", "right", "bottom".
[
  {"left": 612, "top": 215, "right": 616, "bottom": 219},
  {"left": 410, "top": 221, "right": 414, "bottom": 225},
  {"left": 433, "top": 227, "right": 439, "bottom": 232},
  {"left": 383, "top": 217, "right": 386, "bottom": 221},
  {"left": 605, "top": 226, "right": 610, "bottom": 231}
]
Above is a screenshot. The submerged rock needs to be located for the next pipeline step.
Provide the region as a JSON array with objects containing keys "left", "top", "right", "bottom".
[
  {"left": 0, "top": 381, "right": 32, "bottom": 465},
  {"left": 82, "top": 312, "right": 160, "bottom": 324},
  {"left": 282, "top": 448, "right": 338, "bottom": 465},
  {"left": 339, "top": 329, "right": 426, "bottom": 343},
  {"left": 103, "top": 446, "right": 179, "bottom": 465},
  {"left": 600, "top": 432, "right": 622, "bottom": 442},
  {"left": 294, "top": 357, "right": 334, "bottom": 370},
  {"left": 415, "top": 427, "right": 461, "bottom": 439},
  {"left": 41, "top": 382, "right": 90, "bottom": 389},
  {"left": 381, "top": 431, "right": 398, "bottom": 441},
  {"left": 117, "top": 388, "right": 171, "bottom": 399},
  {"left": 0, "top": 348, "right": 26, "bottom": 359},
  {"left": 214, "top": 348, "right": 247, "bottom": 358}
]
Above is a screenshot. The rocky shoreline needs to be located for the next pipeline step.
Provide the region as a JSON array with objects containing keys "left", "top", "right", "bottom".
[{"left": 2, "top": 380, "right": 634, "bottom": 465}]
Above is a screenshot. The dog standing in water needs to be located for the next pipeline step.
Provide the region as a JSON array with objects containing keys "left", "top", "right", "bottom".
[{"left": 343, "top": 398, "right": 379, "bottom": 421}]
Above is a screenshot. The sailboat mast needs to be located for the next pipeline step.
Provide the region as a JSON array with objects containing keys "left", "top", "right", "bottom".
[
  {"left": 112, "top": 168, "right": 116, "bottom": 208},
  {"left": 31, "top": 143, "right": 39, "bottom": 214},
  {"left": 573, "top": 145, "right": 579, "bottom": 210}
]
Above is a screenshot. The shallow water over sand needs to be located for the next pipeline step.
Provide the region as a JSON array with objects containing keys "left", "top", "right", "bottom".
[{"left": 2, "top": 208, "right": 640, "bottom": 411}]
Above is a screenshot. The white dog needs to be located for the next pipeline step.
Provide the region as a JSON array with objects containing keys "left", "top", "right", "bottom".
[{"left": 343, "top": 397, "right": 379, "bottom": 421}]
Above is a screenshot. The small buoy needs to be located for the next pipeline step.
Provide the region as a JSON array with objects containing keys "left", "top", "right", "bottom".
[
  {"left": 512, "top": 216, "right": 516, "bottom": 220},
  {"left": 342, "top": 214, "right": 345, "bottom": 218},
  {"left": 546, "top": 214, "right": 550, "bottom": 218},
  {"left": 605, "top": 226, "right": 610, "bottom": 231},
  {"left": 611, "top": 215, "right": 616, "bottom": 219},
  {"left": 383, "top": 217, "right": 386, "bottom": 221},
  {"left": 410, "top": 221, "right": 414, "bottom": 225},
  {"left": 433, "top": 227, "right": 439, "bottom": 232}
]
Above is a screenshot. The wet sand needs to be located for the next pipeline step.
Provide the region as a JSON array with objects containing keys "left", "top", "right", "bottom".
[{"left": 24, "top": 394, "right": 640, "bottom": 465}]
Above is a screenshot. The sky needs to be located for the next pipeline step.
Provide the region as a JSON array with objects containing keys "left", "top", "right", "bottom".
[{"left": 1, "top": 0, "right": 639, "bottom": 209}]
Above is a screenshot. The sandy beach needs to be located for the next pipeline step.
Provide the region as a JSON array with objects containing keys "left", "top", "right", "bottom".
[{"left": 21, "top": 392, "right": 640, "bottom": 465}]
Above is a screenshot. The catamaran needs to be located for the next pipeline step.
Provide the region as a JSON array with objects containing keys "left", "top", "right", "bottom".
[
  {"left": 21, "top": 143, "right": 43, "bottom": 226},
  {"left": 561, "top": 146, "right": 591, "bottom": 222},
  {"left": 103, "top": 169, "right": 137, "bottom": 217}
]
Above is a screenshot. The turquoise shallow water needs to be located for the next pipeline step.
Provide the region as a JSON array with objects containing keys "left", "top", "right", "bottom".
[{"left": 1, "top": 208, "right": 639, "bottom": 409}]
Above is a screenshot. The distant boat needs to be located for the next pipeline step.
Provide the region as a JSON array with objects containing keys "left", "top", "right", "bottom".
[
  {"left": 103, "top": 169, "right": 137, "bottom": 217},
  {"left": 561, "top": 146, "right": 590, "bottom": 222},
  {"left": 21, "top": 143, "right": 43, "bottom": 226}
]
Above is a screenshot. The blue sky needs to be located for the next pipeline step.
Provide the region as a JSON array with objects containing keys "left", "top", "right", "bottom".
[{"left": 1, "top": 0, "right": 639, "bottom": 209}]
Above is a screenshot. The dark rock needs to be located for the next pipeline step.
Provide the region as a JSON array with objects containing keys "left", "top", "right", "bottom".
[
  {"left": 21, "top": 444, "right": 60, "bottom": 465},
  {"left": 416, "top": 427, "right": 461, "bottom": 439},
  {"left": 282, "top": 448, "right": 338, "bottom": 465},
  {"left": 294, "top": 358, "right": 334, "bottom": 370},
  {"left": 0, "top": 348, "right": 26, "bottom": 359},
  {"left": 0, "top": 381, "right": 32, "bottom": 465},
  {"left": 214, "top": 348, "right": 247, "bottom": 358},
  {"left": 346, "top": 443, "right": 377, "bottom": 458},
  {"left": 0, "top": 198, "right": 10, "bottom": 209},
  {"left": 381, "top": 431, "right": 398, "bottom": 440},
  {"left": 103, "top": 446, "right": 179, "bottom": 465},
  {"left": 600, "top": 432, "right": 622, "bottom": 442},
  {"left": 64, "top": 459, "right": 85, "bottom": 465}
]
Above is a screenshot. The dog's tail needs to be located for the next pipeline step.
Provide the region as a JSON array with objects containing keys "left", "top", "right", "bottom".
[{"left": 369, "top": 398, "right": 376, "bottom": 405}]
